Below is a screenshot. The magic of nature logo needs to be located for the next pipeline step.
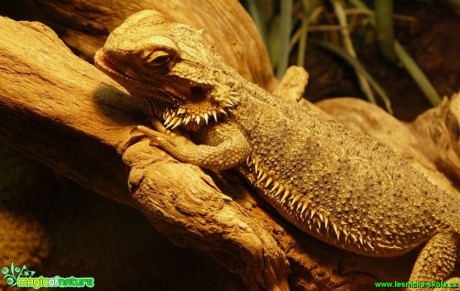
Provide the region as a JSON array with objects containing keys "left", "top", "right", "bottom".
[{"left": 2, "top": 262, "right": 94, "bottom": 289}]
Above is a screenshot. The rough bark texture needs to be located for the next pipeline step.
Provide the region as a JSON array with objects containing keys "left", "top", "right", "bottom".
[{"left": 1, "top": 1, "right": 459, "bottom": 290}]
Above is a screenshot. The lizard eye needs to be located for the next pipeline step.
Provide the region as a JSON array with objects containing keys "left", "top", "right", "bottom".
[{"left": 143, "top": 50, "right": 170, "bottom": 67}]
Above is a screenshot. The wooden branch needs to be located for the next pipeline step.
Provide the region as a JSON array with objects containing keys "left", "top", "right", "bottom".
[
  {"left": 0, "top": 18, "right": 132, "bottom": 206},
  {"left": 273, "top": 66, "right": 309, "bottom": 102}
]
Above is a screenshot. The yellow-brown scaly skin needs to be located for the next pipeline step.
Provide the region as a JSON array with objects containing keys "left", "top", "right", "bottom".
[{"left": 95, "top": 10, "right": 460, "bottom": 288}]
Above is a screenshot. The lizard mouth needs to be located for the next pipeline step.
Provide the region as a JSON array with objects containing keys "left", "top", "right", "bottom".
[{"left": 94, "top": 50, "right": 117, "bottom": 73}]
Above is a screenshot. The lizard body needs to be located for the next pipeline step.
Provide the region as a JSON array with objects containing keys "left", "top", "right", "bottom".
[{"left": 95, "top": 10, "right": 460, "bottom": 287}]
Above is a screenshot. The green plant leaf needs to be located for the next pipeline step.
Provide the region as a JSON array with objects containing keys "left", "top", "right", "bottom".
[
  {"left": 350, "top": 0, "right": 440, "bottom": 106},
  {"left": 276, "top": 0, "right": 293, "bottom": 78},
  {"left": 245, "top": 0, "right": 267, "bottom": 43},
  {"left": 375, "top": 0, "right": 397, "bottom": 62},
  {"left": 267, "top": 15, "right": 282, "bottom": 69},
  {"left": 297, "top": 0, "right": 311, "bottom": 66},
  {"left": 331, "top": 0, "right": 378, "bottom": 106},
  {"left": 394, "top": 41, "right": 441, "bottom": 106}
]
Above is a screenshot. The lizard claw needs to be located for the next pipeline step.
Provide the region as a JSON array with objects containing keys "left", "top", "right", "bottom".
[
  {"left": 151, "top": 119, "right": 169, "bottom": 133},
  {"left": 129, "top": 126, "right": 144, "bottom": 135},
  {"left": 149, "top": 137, "right": 163, "bottom": 147},
  {"left": 130, "top": 125, "right": 161, "bottom": 138},
  {"left": 148, "top": 133, "right": 172, "bottom": 149},
  {"left": 120, "top": 125, "right": 164, "bottom": 154},
  {"left": 151, "top": 119, "right": 180, "bottom": 137},
  {"left": 119, "top": 131, "right": 147, "bottom": 154},
  {"left": 126, "top": 132, "right": 148, "bottom": 146}
]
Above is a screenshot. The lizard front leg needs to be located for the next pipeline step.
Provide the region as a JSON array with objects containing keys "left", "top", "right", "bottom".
[{"left": 133, "top": 121, "right": 251, "bottom": 171}]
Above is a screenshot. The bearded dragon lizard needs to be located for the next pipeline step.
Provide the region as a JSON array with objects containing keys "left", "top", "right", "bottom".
[{"left": 95, "top": 10, "right": 460, "bottom": 289}]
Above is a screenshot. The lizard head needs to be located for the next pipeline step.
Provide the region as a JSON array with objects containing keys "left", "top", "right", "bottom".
[{"left": 95, "top": 10, "right": 239, "bottom": 130}]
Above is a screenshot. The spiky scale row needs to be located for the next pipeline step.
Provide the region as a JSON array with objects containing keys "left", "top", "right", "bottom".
[
  {"left": 160, "top": 94, "right": 236, "bottom": 129},
  {"left": 162, "top": 108, "right": 216, "bottom": 129},
  {"left": 246, "top": 155, "right": 373, "bottom": 250}
]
